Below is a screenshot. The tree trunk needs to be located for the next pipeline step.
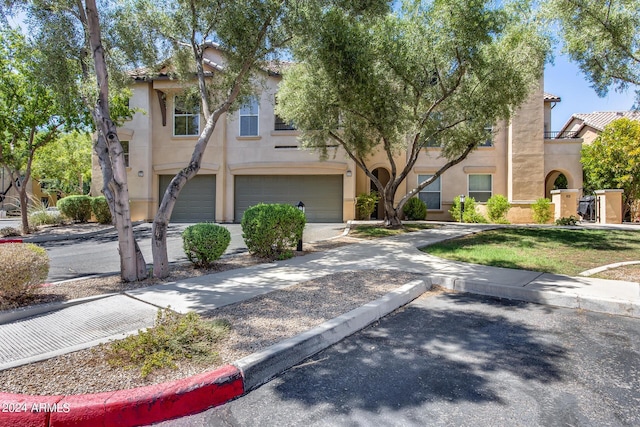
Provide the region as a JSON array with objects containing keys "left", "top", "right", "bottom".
[
  {"left": 18, "top": 178, "right": 29, "bottom": 234},
  {"left": 85, "top": 0, "right": 146, "bottom": 282}
]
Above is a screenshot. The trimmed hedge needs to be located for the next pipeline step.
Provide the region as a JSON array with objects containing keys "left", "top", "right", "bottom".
[
  {"left": 241, "top": 203, "right": 306, "bottom": 259},
  {"left": 58, "top": 195, "right": 92, "bottom": 222},
  {"left": 0, "top": 243, "right": 49, "bottom": 308},
  {"left": 182, "top": 223, "right": 231, "bottom": 267},
  {"left": 91, "top": 196, "right": 113, "bottom": 224},
  {"left": 402, "top": 197, "right": 427, "bottom": 220}
]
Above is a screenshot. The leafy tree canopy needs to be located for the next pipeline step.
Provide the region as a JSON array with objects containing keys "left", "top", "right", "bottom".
[
  {"left": 582, "top": 117, "right": 640, "bottom": 217},
  {"left": 32, "top": 131, "right": 92, "bottom": 196},
  {"left": 545, "top": 0, "right": 640, "bottom": 106},
  {"left": 277, "top": 0, "right": 550, "bottom": 225}
]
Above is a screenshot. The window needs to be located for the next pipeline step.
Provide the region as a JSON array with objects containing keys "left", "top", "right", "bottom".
[
  {"left": 469, "top": 174, "right": 492, "bottom": 202},
  {"left": 479, "top": 124, "right": 493, "bottom": 147},
  {"left": 240, "top": 97, "right": 259, "bottom": 136},
  {"left": 418, "top": 174, "right": 441, "bottom": 210},
  {"left": 274, "top": 114, "right": 295, "bottom": 131},
  {"left": 121, "top": 140, "right": 129, "bottom": 167},
  {"left": 174, "top": 95, "right": 200, "bottom": 136}
]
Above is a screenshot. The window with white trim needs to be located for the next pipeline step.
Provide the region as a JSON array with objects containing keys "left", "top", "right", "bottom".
[
  {"left": 418, "top": 174, "right": 441, "bottom": 210},
  {"left": 240, "top": 97, "right": 259, "bottom": 136},
  {"left": 173, "top": 95, "right": 200, "bottom": 136},
  {"left": 468, "top": 174, "right": 492, "bottom": 202}
]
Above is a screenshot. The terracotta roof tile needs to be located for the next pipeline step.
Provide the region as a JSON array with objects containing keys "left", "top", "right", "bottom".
[{"left": 572, "top": 111, "right": 640, "bottom": 132}]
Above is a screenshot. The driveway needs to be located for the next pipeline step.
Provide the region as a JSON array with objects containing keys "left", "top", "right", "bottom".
[{"left": 161, "top": 291, "right": 640, "bottom": 426}]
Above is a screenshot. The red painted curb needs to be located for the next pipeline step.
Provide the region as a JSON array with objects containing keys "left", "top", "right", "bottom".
[
  {"left": 0, "top": 365, "right": 244, "bottom": 427},
  {"left": 0, "top": 239, "right": 22, "bottom": 244}
]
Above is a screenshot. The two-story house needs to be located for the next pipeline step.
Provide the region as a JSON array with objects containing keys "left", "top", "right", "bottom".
[{"left": 92, "top": 45, "right": 584, "bottom": 223}]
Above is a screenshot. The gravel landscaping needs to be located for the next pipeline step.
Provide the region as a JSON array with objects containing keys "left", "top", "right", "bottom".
[{"left": 0, "top": 269, "right": 428, "bottom": 395}]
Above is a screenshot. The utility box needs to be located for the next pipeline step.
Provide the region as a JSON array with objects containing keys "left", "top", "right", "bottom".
[{"left": 595, "top": 189, "right": 624, "bottom": 224}]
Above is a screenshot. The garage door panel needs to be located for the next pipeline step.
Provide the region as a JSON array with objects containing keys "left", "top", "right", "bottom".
[
  {"left": 235, "top": 175, "right": 342, "bottom": 223},
  {"left": 159, "top": 175, "right": 215, "bottom": 223}
]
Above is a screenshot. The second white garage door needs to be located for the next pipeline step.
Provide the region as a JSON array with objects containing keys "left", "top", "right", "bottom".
[{"left": 234, "top": 175, "right": 343, "bottom": 223}]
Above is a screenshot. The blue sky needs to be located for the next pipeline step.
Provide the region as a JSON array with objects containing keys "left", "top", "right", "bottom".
[{"left": 544, "top": 53, "right": 637, "bottom": 130}]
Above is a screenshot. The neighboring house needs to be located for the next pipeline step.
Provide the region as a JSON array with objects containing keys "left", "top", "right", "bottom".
[
  {"left": 556, "top": 111, "right": 640, "bottom": 145},
  {"left": 0, "top": 166, "right": 55, "bottom": 214},
  {"left": 93, "top": 45, "right": 583, "bottom": 223}
]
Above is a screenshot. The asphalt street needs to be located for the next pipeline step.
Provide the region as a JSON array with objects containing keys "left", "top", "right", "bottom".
[
  {"left": 160, "top": 291, "right": 640, "bottom": 427},
  {"left": 30, "top": 222, "right": 345, "bottom": 282}
]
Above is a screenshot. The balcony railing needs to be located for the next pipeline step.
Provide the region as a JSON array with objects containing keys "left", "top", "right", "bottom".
[{"left": 544, "top": 131, "right": 580, "bottom": 139}]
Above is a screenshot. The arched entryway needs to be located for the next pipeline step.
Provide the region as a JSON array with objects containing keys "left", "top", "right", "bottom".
[
  {"left": 371, "top": 167, "right": 390, "bottom": 220},
  {"left": 545, "top": 170, "right": 572, "bottom": 200}
]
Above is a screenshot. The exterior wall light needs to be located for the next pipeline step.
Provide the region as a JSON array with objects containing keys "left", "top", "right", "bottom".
[{"left": 138, "top": 171, "right": 144, "bottom": 177}]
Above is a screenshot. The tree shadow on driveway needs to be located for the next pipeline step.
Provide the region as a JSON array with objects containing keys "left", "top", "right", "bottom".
[{"left": 272, "top": 292, "right": 567, "bottom": 413}]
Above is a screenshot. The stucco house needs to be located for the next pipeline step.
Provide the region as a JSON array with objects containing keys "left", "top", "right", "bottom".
[
  {"left": 92, "top": 45, "right": 583, "bottom": 223},
  {"left": 0, "top": 167, "right": 55, "bottom": 215},
  {"left": 556, "top": 111, "right": 640, "bottom": 145}
]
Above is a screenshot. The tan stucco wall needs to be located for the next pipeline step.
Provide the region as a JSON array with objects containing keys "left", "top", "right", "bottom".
[
  {"left": 508, "top": 82, "right": 545, "bottom": 202},
  {"left": 551, "top": 189, "right": 579, "bottom": 219},
  {"left": 596, "top": 189, "right": 624, "bottom": 224},
  {"left": 97, "top": 51, "right": 581, "bottom": 225}
]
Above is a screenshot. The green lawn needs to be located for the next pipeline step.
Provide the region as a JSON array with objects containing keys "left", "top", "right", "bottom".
[{"left": 423, "top": 228, "right": 640, "bottom": 276}]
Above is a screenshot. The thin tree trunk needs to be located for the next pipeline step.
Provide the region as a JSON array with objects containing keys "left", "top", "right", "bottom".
[{"left": 85, "top": 0, "right": 146, "bottom": 281}]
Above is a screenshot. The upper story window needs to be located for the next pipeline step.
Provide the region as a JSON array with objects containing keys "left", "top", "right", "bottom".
[
  {"left": 479, "top": 124, "right": 493, "bottom": 147},
  {"left": 469, "top": 174, "right": 492, "bottom": 202},
  {"left": 240, "top": 97, "right": 259, "bottom": 136},
  {"left": 174, "top": 95, "right": 200, "bottom": 136},
  {"left": 274, "top": 114, "right": 296, "bottom": 131}
]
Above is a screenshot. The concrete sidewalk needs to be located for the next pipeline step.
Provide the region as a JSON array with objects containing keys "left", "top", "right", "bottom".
[{"left": 1, "top": 223, "right": 638, "bottom": 372}]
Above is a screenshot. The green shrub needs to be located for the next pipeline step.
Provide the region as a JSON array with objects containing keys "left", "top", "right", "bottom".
[
  {"left": 555, "top": 215, "right": 579, "bottom": 226},
  {"left": 0, "top": 227, "right": 20, "bottom": 237},
  {"left": 182, "top": 223, "right": 231, "bottom": 267},
  {"left": 91, "top": 196, "right": 112, "bottom": 224},
  {"left": 0, "top": 243, "right": 49, "bottom": 307},
  {"left": 449, "top": 196, "right": 488, "bottom": 223},
  {"left": 57, "top": 195, "right": 92, "bottom": 222},
  {"left": 105, "top": 308, "right": 230, "bottom": 378},
  {"left": 402, "top": 197, "right": 427, "bottom": 220},
  {"left": 241, "top": 203, "right": 306, "bottom": 259},
  {"left": 355, "top": 192, "right": 379, "bottom": 220},
  {"left": 532, "top": 198, "right": 553, "bottom": 224},
  {"left": 486, "top": 195, "right": 511, "bottom": 223}
]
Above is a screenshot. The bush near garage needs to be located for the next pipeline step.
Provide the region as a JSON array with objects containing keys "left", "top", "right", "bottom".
[
  {"left": 0, "top": 243, "right": 49, "bottom": 308},
  {"left": 402, "top": 197, "right": 427, "bottom": 220},
  {"left": 355, "top": 191, "right": 379, "bottom": 220},
  {"left": 57, "top": 195, "right": 92, "bottom": 222},
  {"left": 241, "top": 203, "right": 306, "bottom": 259},
  {"left": 91, "top": 196, "right": 113, "bottom": 224},
  {"left": 182, "top": 223, "right": 231, "bottom": 268}
]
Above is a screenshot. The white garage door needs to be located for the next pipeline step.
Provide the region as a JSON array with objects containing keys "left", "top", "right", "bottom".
[
  {"left": 159, "top": 175, "right": 215, "bottom": 223},
  {"left": 235, "top": 175, "right": 343, "bottom": 222}
]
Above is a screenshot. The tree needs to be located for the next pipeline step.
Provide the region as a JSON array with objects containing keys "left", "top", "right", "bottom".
[
  {"left": 545, "top": 0, "right": 640, "bottom": 105},
  {"left": 582, "top": 117, "right": 640, "bottom": 219},
  {"left": 32, "top": 131, "right": 93, "bottom": 196},
  {"left": 277, "top": 0, "right": 549, "bottom": 226},
  {"left": 126, "top": 0, "right": 388, "bottom": 278},
  {"left": 120, "top": 0, "right": 293, "bottom": 278},
  {"left": 10, "top": 0, "right": 147, "bottom": 281},
  {"left": 0, "top": 28, "right": 66, "bottom": 233}
]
